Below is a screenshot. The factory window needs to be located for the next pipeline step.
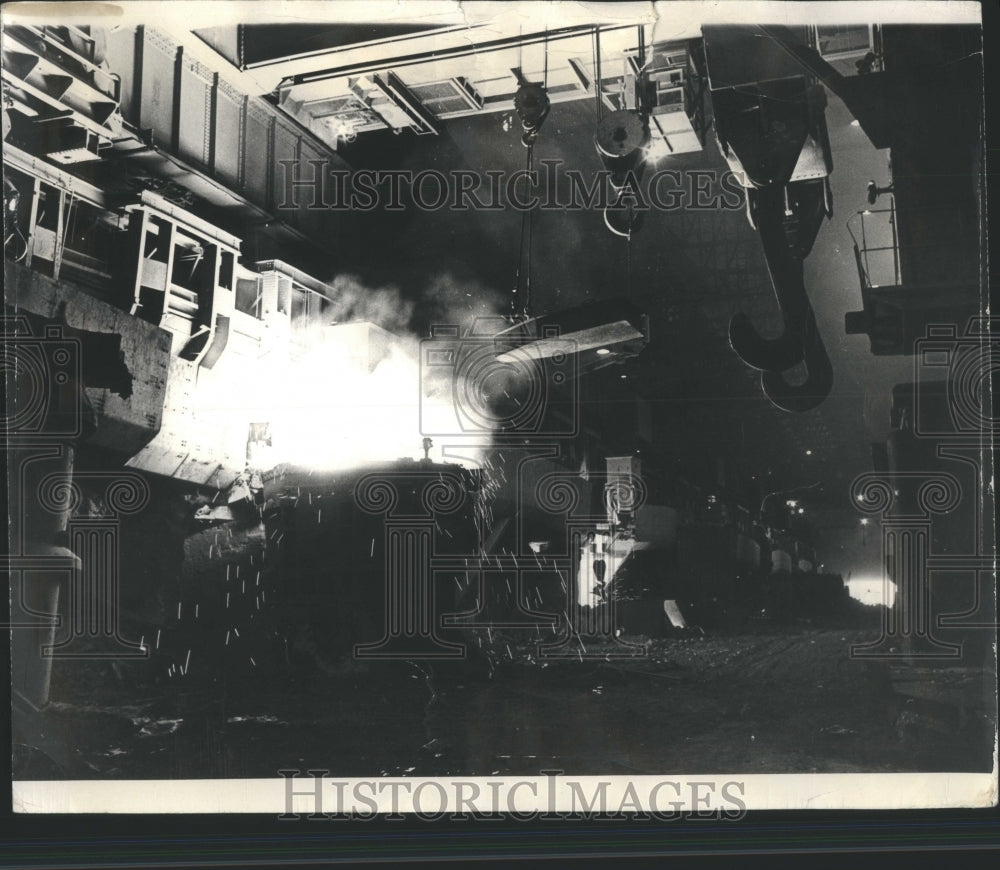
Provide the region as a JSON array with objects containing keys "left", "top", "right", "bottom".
[
  {"left": 219, "top": 251, "right": 234, "bottom": 291},
  {"left": 3, "top": 167, "right": 33, "bottom": 262},
  {"left": 407, "top": 78, "right": 482, "bottom": 117},
  {"left": 25, "top": 182, "right": 65, "bottom": 277},
  {"left": 646, "top": 44, "right": 689, "bottom": 72},
  {"left": 814, "top": 25, "right": 873, "bottom": 60},
  {"left": 312, "top": 95, "right": 386, "bottom": 136},
  {"left": 130, "top": 214, "right": 174, "bottom": 324},
  {"left": 59, "top": 199, "right": 117, "bottom": 290},
  {"left": 655, "top": 84, "right": 685, "bottom": 113},
  {"left": 235, "top": 277, "right": 263, "bottom": 318},
  {"left": 276, "top": 280, "right": 290, "bottom": 316},
  {"left": 291, "top": 286, "right": 308, "bottom": 324},
  {"left": 170, "top": 230, "right": 211, "bottom": 295},
  {"left": 35, "top": 183, "right": 61, "bottom": 232},
  {"left": 289, "top": 285, "right": 330, "bottom": 328}
]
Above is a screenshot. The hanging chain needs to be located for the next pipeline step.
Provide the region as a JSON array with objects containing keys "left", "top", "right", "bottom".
[
  {"left": 594, "top": 27, "right": 603, "bottom": 122},
  {"left": 509, "top": 29, "right": 549, "bottom": 321},
  {"left": 625, "top": 220, "right": 633, "bottom": 298},
  {"left": 626, "top": 230, "right": 631, "bottom": 295},
  {"left": 543, "top": 27, "right": 549, "bottom": 89},
  {"left": 525, "top": 142, "right": 533, "bottom": 318},
  {"left": 511, "top": 142, "right": 535, "bottom": 320}
]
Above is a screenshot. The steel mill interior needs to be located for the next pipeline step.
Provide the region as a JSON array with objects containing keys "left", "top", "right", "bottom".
[{"left": 4, "top": 4, "right": 995, "bottom": 782}]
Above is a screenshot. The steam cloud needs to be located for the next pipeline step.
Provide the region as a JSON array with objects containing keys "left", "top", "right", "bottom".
[
  {"left": 324, "top": 271, "right": 510, "bottom": 337},
  {"left": 195, "top": 272, "right": 512, "bottom": 474}
]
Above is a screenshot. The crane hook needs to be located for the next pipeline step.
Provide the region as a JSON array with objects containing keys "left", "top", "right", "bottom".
[
  {"left": 760, "top": 306, "right": 833, "bottom": 412},
  {"left": 728, "top": 181, "right": 827, "bottom": 373}
]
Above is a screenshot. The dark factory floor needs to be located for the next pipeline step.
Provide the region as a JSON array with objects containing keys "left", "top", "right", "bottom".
[{"left": 15, "top": 624, "right": 995, "bottom": 780}]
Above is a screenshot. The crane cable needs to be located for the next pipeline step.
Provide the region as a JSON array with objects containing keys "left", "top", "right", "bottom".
[
  {"left": 594, "top": 27, "right": 603, "bottom": 122},
  {"left": 626, "top": 226, "right": 632, "bottom": 296},
  {"left": 543, "top": 27, "right": 549, "bottom": 88},
  {"left": 626, "top": 23, "right": 646, "bottom": 298},
  {"left": 525, "top": 141, "right": 533, "bottom": 317},
  {"left": 510, "top": 30, "right": 548, "bottom": 320},
  {"left": 511, "top": 141, "right": 534, "bottom": 319}
]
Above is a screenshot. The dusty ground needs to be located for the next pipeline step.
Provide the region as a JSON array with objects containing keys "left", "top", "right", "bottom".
[{"left": 14, "top": 621, "right": 996, "bottom": 780}]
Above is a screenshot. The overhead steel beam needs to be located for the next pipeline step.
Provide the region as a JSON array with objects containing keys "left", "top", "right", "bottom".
[
  {"left": 2, "top": 142, "right": 113, "bottom": 207},
  {"left": 288, "top": 24, "right": 630, "bottom": 86},
  {"left": 371, "top": 72, "right": 440, "bottom": 135}
]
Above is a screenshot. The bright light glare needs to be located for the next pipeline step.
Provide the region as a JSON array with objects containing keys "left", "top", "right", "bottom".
[
  {"left": 194, "top": 322, "right": 486, "bottom": 474},
  {"left": 645, "top": 137, "right": 672, "bottom": 163},
  {"left": 846, "top": 577, "right": 896, "bottom": 608}
]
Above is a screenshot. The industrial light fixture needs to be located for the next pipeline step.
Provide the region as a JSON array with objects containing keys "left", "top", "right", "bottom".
[
  {"left": 596, "top": 348, "right": 611, "bottom": 356},
  {"left": 329, "top": 119, "right": 357, "bottom": 144},
  {"left": 645, "top": 136, "right": 672, "bottom": 164}
]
